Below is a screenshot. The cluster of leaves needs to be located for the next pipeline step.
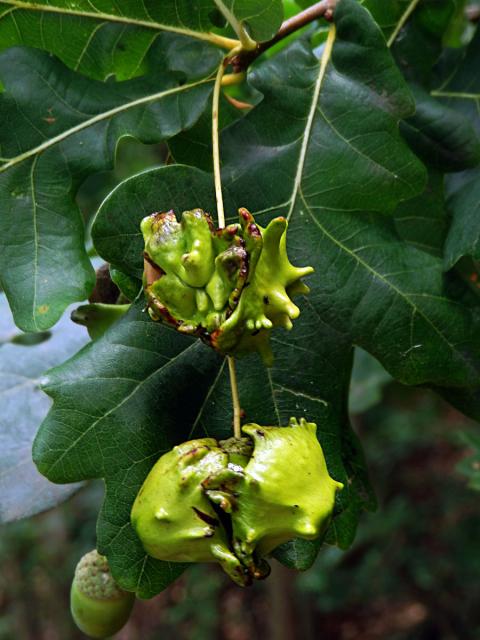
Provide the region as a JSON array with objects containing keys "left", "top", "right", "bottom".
[{"left": 0, "top": 0, "right": 479, "bottom": 599}]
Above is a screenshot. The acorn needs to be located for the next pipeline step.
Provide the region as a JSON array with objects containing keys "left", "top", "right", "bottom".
[{"left": 70, "top": 550, "right": 135, "bottom": 639}]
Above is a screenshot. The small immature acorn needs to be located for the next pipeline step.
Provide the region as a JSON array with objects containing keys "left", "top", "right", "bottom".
[
  {"left": 141, "top": 207, "right": 313, "bottom": 365},
  {"left": 70, "top": 549, "right": 135, "bottom": 639}
]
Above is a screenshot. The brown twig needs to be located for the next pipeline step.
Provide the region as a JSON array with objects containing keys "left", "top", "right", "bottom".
[{"left": 229, "top": 0, "right": 336, "bottom": 73}]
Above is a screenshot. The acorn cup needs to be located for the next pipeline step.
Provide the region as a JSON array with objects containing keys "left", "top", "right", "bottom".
[
  {"left": 131, "top": 418, "right": 343, "bottom": 585},
  {"left": 70, "top": 550, "right": 135, "bottom": 639},
  {"left": 141, "top": 207, "right": 313, "bottom": 365}
]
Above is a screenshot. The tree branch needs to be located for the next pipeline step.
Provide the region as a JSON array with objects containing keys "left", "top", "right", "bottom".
[{"left": 229, "top": 0, "right": 336, "bottom": 73}]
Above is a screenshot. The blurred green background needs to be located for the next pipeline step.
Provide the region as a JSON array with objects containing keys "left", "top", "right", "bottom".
[{"left": 1, "top": 138, "right": 479, "bottom": 640}]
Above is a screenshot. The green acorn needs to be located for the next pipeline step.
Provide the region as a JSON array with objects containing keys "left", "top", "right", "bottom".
[
  {"left": 130, "top": 438, "right": 250, "bottom": 586},
  {"left": 141, "top": 207, "right": 313, "bottom": 364},
  {"left": 70, "top": 550, "right": 135, "bottom": 639}
]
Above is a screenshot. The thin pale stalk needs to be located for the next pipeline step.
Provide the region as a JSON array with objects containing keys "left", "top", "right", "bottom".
[
  {"left": 213, "top": 0, "right": 257, "bottom": 51},
  {"left": 228, "top": 356, "right": 242, "bottom": 439},
  {"left": 212, "top": 58, "right": 242, "bottom": 437},
  {"left": 387, "top": 0, "right": 421, "bottom": 47},
  {"left": 212, "top": 59, "right": 227, "bottom": 228}
]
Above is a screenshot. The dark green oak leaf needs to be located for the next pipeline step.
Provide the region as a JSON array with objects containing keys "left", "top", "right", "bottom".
[
  {"left": 218, "top": 0, "right": 480, "bottom": 388},
  {"left": 0, "top": 45, "right": 217, "bottom": 332},
  {"left": 433, "top": 30, "right": 480, "bottom": 274},
  {"left": 361, "top": 0, "right": 462, "bottom": 51},
  {"left": 0, "top": 1, "right": 225, "bottom": 80},
  {"left": 0, "top": 0, "right": 281, "bottom": 80},
  {"left": 444, "top": 176, "right": 480, "bottom": 269},
  {"left": 432, "top": 27, "right": 480, "bottom": 137},
  {"left": 393, "top": 169, "right": 448, "bottom": 257},
  {"left": 387, "top": 0, "right": 458, "bottom": 84},
  {"left": 400, "top": 84, "right": 480, "bottom": 172}
]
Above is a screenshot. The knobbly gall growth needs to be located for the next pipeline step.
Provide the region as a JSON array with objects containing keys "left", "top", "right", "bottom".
[
  {"left": 70, "top": 549, "right": 135, "bottom": 639},
  {"left": 141, "top": 207, "right": 313, "bottom": 365},
  {"left": 131, "top": 438, "right": 249, "bottom": 586},
  {"left": 131, "top": 419, "right": 342, "bottom": 585},
  {"left": 209, "top": 418, "right": 344, "bottom": 576}
]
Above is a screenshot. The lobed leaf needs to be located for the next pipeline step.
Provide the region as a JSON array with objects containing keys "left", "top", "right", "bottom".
[
  {"left": 401, "top": 84, "right": 480, "bottom": 172},
  {"left": 219, "top": 0, "right": 480, "bottom": 388},
  {"left": 433, "top": 30, "right": 480, "bottom": 273},
  {"left": 0, "top": 44, "right": 217, "bottom": 332},
  {"left": 0, "top": 0, "right": 227, "bottom": 79},
  {"left": 433, "top": 27, "right": 480, "bottom": 136}
]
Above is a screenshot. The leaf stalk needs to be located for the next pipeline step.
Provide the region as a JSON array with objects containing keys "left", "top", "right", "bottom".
[
  {"left": 228, "top": 356, "right": 242, "bottom": 439},
  {"left": 229, "top": 0, "right": 336, "bottom": 72},
  {"left": 213, "top": 0, "right": 258, "bottom": 51},
  {"left": 212, "top": 59, "right": 228, "bottom": 229}
]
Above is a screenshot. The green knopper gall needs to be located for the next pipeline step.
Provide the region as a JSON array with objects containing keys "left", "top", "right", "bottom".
[
  {"left": 204, "top": 418, "right": 343, "bottom": 576},
  {"left": 131, "top": 438, "right": 250, "bottom": 586},
  {"left": 141, "top": 207, "right": 313, "bottom": 364},
  {"left": 131, "top": 419, "right": 342, "bottom": 585},
  {"left": 70, "top": 549, "right": 135, "bottom": 639}
]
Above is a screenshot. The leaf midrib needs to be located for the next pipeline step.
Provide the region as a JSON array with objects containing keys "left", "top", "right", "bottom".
[
  {"left": 0, "top": 75, "right": 214, "bottom": 174},
  {"left": 286, "top": 24, "right": 336, "bottom": 222},
  {"left": 42, "top": 340, "right": 200, "bottom": 477},
  {"left": 301, "top": 191, "right": 479, "bottom": 381},
  {"left": 0, "top": 0, "right": 225, "bottom": 45},
  {"left": 29, "top": 155, "right": 40, "bottom": 331}
]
